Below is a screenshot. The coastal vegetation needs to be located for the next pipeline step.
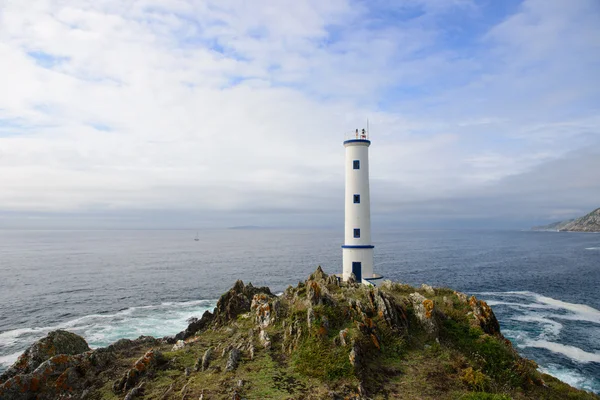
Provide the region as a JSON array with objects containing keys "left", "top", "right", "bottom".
[{"left": 1, "top": 267, "right": 597, "bottom": 399}]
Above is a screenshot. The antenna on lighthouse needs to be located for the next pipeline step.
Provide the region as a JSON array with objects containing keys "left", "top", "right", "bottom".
[{"left": 367, "top": 118, "right": 369, "bottom": 137}]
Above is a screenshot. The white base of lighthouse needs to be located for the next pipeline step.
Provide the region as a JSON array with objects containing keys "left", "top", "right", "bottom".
[{"left": 342, "top": 247, "right": 374, "bottom": 283}]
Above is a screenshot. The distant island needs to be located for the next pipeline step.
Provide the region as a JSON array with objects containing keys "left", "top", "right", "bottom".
[
  {"left": 532, "top": 207, "right": 600, "bottom": 232},
  {"left": 228, "top": 225, "right": 270, "bottom": 230}
]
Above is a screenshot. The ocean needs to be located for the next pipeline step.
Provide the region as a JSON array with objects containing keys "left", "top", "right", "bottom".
[{"left": 0, "top": 229, "right": 598, "bottom": 393}]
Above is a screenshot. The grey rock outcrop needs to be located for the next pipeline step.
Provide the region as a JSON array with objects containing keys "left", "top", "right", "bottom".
[
  {"left": 0, "top": 345, "right": 114, "bottom": 400},
  {"left": 250, "top": 293, "right": 279, "bottom": 328},
  {"left": 409, "top": 292, "right": 437, "bottom": 334},
  {"left": 213, "top": 280, "right": 273, "bottom": 326},
  {"left": 172, "top": 340, "right": 185, "bottom": 351},
  {"left": 174, "top": 310, "right": 214, "bottom": 341},
  {"left": 113, "top": 349, "right": 166, "bottom": 393},
  {"left": 225, "top": 348, "right": 241, "bottom": 371},
  {"left": 468, "top": 295, "right": 501, "bottom": 335},
  {"left": 195, "top": 348, "right": 213, "bottom": 372},
  {"left": 0, "top": 329, "right": 90, "bottom": 383}
]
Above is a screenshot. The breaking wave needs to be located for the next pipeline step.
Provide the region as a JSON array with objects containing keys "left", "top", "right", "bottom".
[
  {"left": 477, "top": 291, "right": 600, "bottom": 394},
  {"left": 539, "top": 364, "right": 598, "bottom": 394},
  {"left": 522, "top": 341, "right": 600, "bottom": 363},
  {"left": 0, "top": 299, "right": 216, "bottom": 372}
]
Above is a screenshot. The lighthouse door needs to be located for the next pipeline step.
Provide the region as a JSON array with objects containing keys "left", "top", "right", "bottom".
[{"left": 352, "top": 262, "right": 362, "bottom": 282}]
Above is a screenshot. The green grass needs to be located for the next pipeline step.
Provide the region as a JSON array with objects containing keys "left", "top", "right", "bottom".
[
  {"left": 291, "top": 334, "right": 353, "bottom": 380},
  {"left": 458, "top": 393, "right": 512, "bottom": 400}
]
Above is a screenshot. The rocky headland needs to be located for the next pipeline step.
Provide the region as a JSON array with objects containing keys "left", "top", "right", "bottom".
[
  {"left": 532, "top": 207, "right": 600, "bottom": 232},
  {"left": 1, "top": 267, "right": 598, "bottom": 400}
]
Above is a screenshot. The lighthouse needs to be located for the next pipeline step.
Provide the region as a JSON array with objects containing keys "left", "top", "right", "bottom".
[{"left": 342, "top": 129, "right": 381, "bottom": 284}]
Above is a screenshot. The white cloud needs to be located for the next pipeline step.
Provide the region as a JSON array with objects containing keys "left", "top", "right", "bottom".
[{"left": 0, "top": 0, "right": 598, "bottom": 227}]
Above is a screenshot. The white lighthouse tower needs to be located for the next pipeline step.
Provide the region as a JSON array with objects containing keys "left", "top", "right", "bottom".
[{"left": 342, "top": 129, "right": 381, "bottom": 284}]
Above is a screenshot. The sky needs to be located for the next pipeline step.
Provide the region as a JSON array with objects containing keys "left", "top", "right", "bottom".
[{"left": 0, "top": 0, "right": 599, "bottom": 229}]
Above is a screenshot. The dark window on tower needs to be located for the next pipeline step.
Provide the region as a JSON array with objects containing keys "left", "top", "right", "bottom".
[
  {"left": 353, "top": 194, "right": 360, "bottom": 204},
  {"left": 354, "top": 229, "right": 360, "bottom": 238},
  {"left": 353, "top": 160, "right": 360, "bottom": 169}
]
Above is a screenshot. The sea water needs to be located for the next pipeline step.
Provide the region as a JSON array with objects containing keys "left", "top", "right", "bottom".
[{"left": 0, "top": 229, "right": 598, "bottom": 393}]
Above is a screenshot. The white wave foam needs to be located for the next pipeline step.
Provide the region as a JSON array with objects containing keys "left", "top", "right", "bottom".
[
  {"left": 478, "top": 291, "right": 600, "bottom": 324},
  {"left": 532, "top": 294, "right": 600, "bottom": 324},
  {"left": 511, "top": 315, "right": 563, "bottom": 338},
  {"left": 539, "top": 364, "right": 599, "bottom": 393},
  {"left": 0, "top": 352, "right": 22, "bottom": 368},
  {"left": 522, "top": 340, "right": 600, "bottom": 363},
  {"left": 484, "top": 300, "right": 555, "bottom": 309},
  {"left": 0, "top": 299, "right": 217, "bottom": 370},
  {"left": 585, "top": 247, "right": 600, "bottom": 250}
]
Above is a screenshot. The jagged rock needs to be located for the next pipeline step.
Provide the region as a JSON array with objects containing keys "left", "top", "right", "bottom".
[
  {"left": 106, "top": 336, "right": 160, "bottom": 353},
  {"left": 251, "top": 293, "right": 278, "bottom": 328},
  {"left": 409, "top": 292, "right": 437, "bottom": 334},
  {"left": 307, "top": 307, "right": 316, "bottom": 328},
  {"left": 469, "top": 295, "right": 501, "bottom": 335},
  {"left": 347, "top": 273, "right": 357, "bottom": 285},
  {"left": 0, "top": 347, "right": 114, "bottom": 399},
  {"left": 283, "top": 319, "right": 302, "bottom": 354},
  {"left": 349, "top": 341, "right": 362, "bottom": 371},
  {"left": 124, "top": 381, "right": 145, "bottom": 400},
  {"left": 421, "top": 283, "right": 435, "bottom": 296},
  {"left": 225, "top": 348, "right": 241, "bottom": 371},
  {"left": 213, "top": 280, "right": 273, "bottom": 326},
  {"left": 309, "top": 265, "right": 328, "bottom": 281},
  {"left": 380, "top": 280, "right": 413, "bottom": 293},
  {"left": 367, "top": 289, "right": 408, "bottom": 331},
  {"left": 307, "top": 280, "right": 330, "bottom": 306},
  {"left": 114, "top": 349, "right": 165, "bottom": 393},
  {"left": 339, "top": 329, "right": 349, "bottom": 346},
  {"left": 454, "top": 291, "right": 468, "bottom": 303},
  {"left": 249, "top": 344, "right": 255, "bottom": 360},
  {"left": 195, "top": 348, "right": 213, "bottom": 372},
  {"left": 326, "top": 274, "right": 340, "bottom": 287},
  {"left": 0, "top": 330, "right": 90, "bottom": 383},
  {"left": 221, "top": 345, "right": 232, "bottom": 358},
  {"left": 172, "top": 340, "right": 186, "bottom": 351},
  {"left": 259, "top": 329, "right": 271, "bottom": 349},
  {"left": 175, "top": 310, "right": 214, "bottom": 341},
  {"left": 283, "top": 285, "right": 295, "bottom": 299}
]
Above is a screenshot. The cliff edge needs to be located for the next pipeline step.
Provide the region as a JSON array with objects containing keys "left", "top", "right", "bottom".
[{"left": 1, "top": 267, "right": 597, "bottom": 400}]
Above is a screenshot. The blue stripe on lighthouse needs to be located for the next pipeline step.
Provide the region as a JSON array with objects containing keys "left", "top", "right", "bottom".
[
  {"left": 343, "top": 139, "right": 371, "bottom": 145},
  {"left": 341, "top": 245, "right": 375, "bottom": 249}
]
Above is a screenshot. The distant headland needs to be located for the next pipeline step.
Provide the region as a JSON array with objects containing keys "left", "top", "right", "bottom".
[{"left": 532, "top": 207, "right": 600, "bottom": 232}]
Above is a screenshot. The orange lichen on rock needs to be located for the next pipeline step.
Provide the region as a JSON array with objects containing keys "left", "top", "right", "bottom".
[
  {"left": 370, "top": 334, "right": 381, "bottom": 349},
  {"left": 468, "top": 296, "right": 500, "bottom": 335},
  {"left": 55, "top": 370, "right": 71, "bottom": 392},
  {"left": 423, "top": 299, "right": 434, "bottom": 319},
  {"left": 133, "top": 351, "right": 155, "bottom": 372},
  {"left": 51, "top": 354, "right": 71, "bottom": 365},
  {"left": 29, "top": 376, "right": 40, "bottom": 392}
]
